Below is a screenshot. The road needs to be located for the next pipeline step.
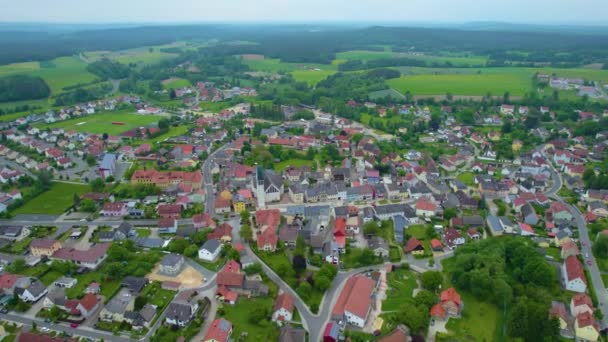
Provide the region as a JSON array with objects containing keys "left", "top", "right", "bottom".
[
  {"left": 543, "top": 152, "right": 608, "bottom": 329},
  {"left": 202, "top": 143, "right": 231, "bottom": 215}
]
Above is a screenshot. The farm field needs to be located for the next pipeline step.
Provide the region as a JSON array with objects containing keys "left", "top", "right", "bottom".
[
  {"left": 242, "top": 57, "right": 336, "bottom": 84},
  {"left": 387, "top": 72, "right": 532, "bottom": 96},
  {"left": 86, "top": 45, "right": 179, "bottom": 65},
  {"left": 369, "top": 88, "right": 405, "bottom": 100},
  {"left": 335, "top": 50, "right": 488, "bottom": 67},
  {"left": 0, "top": 57, "right": 98, "bottom": 95},
  {"left": 14, "top": 182, "right": 91, "bottom": 215},
  {"left": 162, "top": 77, "right": 191, "bottom": 89},
  {"left": 36, "top": 110, "right": 163, "bottom": 135},
  {"left": 291, "top": 69, "right": 335, "bottom": 85}
]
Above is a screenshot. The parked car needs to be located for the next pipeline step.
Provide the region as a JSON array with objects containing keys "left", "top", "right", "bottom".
[
  {"left": 587, "top": 260, "right": 593, "bottom": 266},
  {"left": 70, "top": 323, "right": 78, "bottom": 328}
]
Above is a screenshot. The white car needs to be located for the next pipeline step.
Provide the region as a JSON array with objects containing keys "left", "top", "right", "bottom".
[{"left": 41, "top": 327, "right": 50, "bottom": 332}]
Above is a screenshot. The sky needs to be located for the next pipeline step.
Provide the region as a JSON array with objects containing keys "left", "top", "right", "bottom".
[{"left": 0, "top": 0, "right": 607, "bottom": 24}]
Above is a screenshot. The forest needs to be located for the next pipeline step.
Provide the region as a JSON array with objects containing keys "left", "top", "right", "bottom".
[
  {"left": 1, "top": 24, "right": 607, "bottom": 66},
  {"left": 0, "top": 75, "right": 50, "bottom": 102}
]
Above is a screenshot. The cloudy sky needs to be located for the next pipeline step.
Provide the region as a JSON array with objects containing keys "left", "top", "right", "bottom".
[{"left": 0, "top": 0, "right": 606, "bottom": 24}]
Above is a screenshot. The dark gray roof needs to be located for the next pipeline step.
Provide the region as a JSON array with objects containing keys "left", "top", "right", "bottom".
[
  {"left": 304, "top": 205, "right": 330, "bottom": 218},
  {"left": 132, "top": 237, "right": 165, "bottom": 248},
  {"left": 122, "top": 276, "right": 147, "bottom": 293},
  {"left": 166, "top": 302, "right": 194, "bottom": 322},
  {"left": 161, "top": 254, "right": 184, "bottom": 267},
  {"left": 201, "top": 239, "right": 221, "bottom": 253}
]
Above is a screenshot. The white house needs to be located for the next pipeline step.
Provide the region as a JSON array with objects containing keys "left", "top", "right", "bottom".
[
  {"left": 563, "top": 256, "right": 587, "bottom": 293},
  {"left": 198, "top": 239, "right": 222, "bottom": 262},
  {"left": 15, "top": 279, "right": 47, "bottom": 302},
  {"left": 271, "top": 293, "right": 294, "bottom": 323}
]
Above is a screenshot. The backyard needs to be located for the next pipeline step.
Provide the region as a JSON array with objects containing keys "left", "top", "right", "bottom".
[
  {"left": 219, "top": 297, "right": 280, "bottom": 341},
  {"left": 382, "top": 267, "right": 418, "bottom": 312}
]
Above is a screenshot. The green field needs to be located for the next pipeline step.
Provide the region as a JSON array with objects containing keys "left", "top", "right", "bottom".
[
  {"left": 369, "top": 88, "right": 406, "bottom": 100},
  {"left": 0, "top": 57, "right": 98, "bottom": 96},
  {"left": 273, "top": 159, "right": 315, "bottom": 172},
  {"left": 457, "top": 172, "right": 476, "bottom": 186},
  {"left": 162, "top": 77, "right": 191, "bottom": 89},
  {"left": 242, "top": 58, "right": 336, "bottom": 85},
  {"left": 87, "top": 46, "right": 178, "bottom": 65},
  {"left": 291, "top": 70, "right": 335, "bottom": 85},
  {"left": 335, "top": 50, "right": 488, "bottom": 67},
  {"left": 14, "top": 182, "right": 91, "bottom": 215},
  {"left": 220, "top": 297, "right": 280, "bottom": 341},
  {"left": 387, "top": 72, "right": 532, "bottom": 96},
  {"left": 36, "top": 110, "right": 163, "bottom": 135},
  {"left": 382, "top": 267, "right": 418, "bottom": 312}
]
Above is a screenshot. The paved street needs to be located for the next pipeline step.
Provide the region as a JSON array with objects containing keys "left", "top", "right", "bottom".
[
  {"left": 202, "top": 143, "right": 231, "bottom": 215},
  {"left": 544, "top": 153, "right": 608, "bottom": 329}
]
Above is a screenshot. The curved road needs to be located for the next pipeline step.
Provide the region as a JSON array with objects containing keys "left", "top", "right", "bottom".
[{"left": 544, "top": 153, "right": 608, "bottom": 329}]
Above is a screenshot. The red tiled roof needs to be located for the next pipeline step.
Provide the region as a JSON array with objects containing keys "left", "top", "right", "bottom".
[
  {"left": 158, "top": 204, "right": 182, "bottom": 216},
  {"left": 78, "top": 293, "right": 99, "bottom": 311},
  {"left": 273, "top": 293, "right": 294, "bottom": 313},
  {"left": 256, "top": 209, "right": 281, "bottom": 229},
  {"left": 30, "top": 238, "right": 59, "bottom": 250},
  {"left": 332, "top": 275, "right": 375, "bottom": 319},
  {"left": 416, "top": 200, "right": 436, "bottom": 211},
  {"left": 572, "top": 293, "right": 593, "bottom": 309},
  {"left": 564, "top": 255, "right": 586, "bottom": 283},
  {"left": 257, "top": 227, "right": 278, "bottom": 249},
  {"left": 430, "top": 303, "right": 446, "bottom": 319},
  {"left": 52, "top": 243, "right": 110, "bottom": 264},
  {"left": 576, "top": 311, "right": 599, "bottom": 331},
  {"left": 441, "top": 287, "right": 461, "bottom": 307},
  {"left": 204, "top": 319, "right": 232, "bottom": 342},
  {"left": 17, "top": 332, "right": 78, "bottom": 342},
  {"left": 404, "top": 237, "right": 424, "bottom": 253},
  {"left": 0, "top": 273, "right": 19, "bottom": 289},
  {"left": 430, "top": 239, "right": 442, "bottom": 249}
]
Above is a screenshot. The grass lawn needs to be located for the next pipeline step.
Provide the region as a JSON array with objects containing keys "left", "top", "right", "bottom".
[
  {"left": 14, "top": 182, "right": 90, "bottom": 215},
  {"left": 36, "top": 110, "right": 163, "bottom": 135},
  {"left": 132, "top": 125, "right": 190, "bottom": 145},
  {"left": 290, "top": 70, "right": 335, "bottom": 85},
  {"left": 273, "top": 159, "right": 315, "bottom": 172},
  {"left": 406, "top": 224, "right": 428, "bottom": 240},
  {"left": 40, "top": 270, "right": 63, "bottom": 286},
  {"left": 140, "top": 281, "right": 176, "bottom": 319},
  {"left": 66, "top": 271, "right": 121, "bottom": 300},
  {"left": 342, "top": 248, "right": 383, "bottom": 269},
  {"left": 162, "top": 77, "right": 191, "bottom": 89},
  {"left": 196, "top": 257, "right": 226, "bottom": 272},
  {"left": 87, "top": 47, "right": 177, "bottom": 65},
  {"left": 136, "top": 228, "right": 151, "bottom": 238},
  {"left": 382, "top": 267, "right": 417, "bottom": 312},
  {"left": 20, "top": 263, "right": 50, "bottom": 278},
  {"left": 219, "top": 297, "right": 280, "bottom": 342},
  {"left": 368, "top": 88, "right": 406, "bottom": 100},
  {"left": 457, "top": 172, "right": 476, "bottom": 187}
]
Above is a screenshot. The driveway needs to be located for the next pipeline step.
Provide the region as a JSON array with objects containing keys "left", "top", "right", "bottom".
[{"left": 73, "top": 226, "right": 95, "bottom": 250}]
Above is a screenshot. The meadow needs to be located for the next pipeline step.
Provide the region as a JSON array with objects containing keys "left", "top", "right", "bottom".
[
  {"left": 14, "top": 182, "right": 91, "bottom": 215},
  {"left": 36, "top": 110, "right": 163, "bottom": 135},
  {"left": 242, "top": 57, "right": 337, "bottom": 85},
  {"left": 162, "top": 77, "right": 191, "bottom": 89},
  {"left": 0, "top": 57, "right": 98, "bottom": 95}
]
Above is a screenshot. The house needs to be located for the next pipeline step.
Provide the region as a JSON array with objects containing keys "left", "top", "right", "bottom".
[
  {"left": 561, "top": 239, "right": 580, "bottom": 259},
  {"left": 122, "top": 276, "right": 148, "bottom": 294},
  {"left": 165, "top": 290, "right": 199, "bottom": 327},
  {"left": 159, "top": 254, "right": 184, "bottom": 276},
  {"left": 203, "top": 318, "right": 232, "bottom": 342},
  {"left": 207, "top": 223, "right": 233, "bottom": 243},
  {"left": 199, "top": 239, "right": 223, "bottom": 262},
  {"left": 279, "top": 326, "right": 307, "bottom": 342},
  {"left": 0, "top": 225, "right": 30, "bottom": 241},
  {"left": 15, "top": 279, "right": 47, "bottom": 302},
  {"left": 30, "top": 239, "right": 61, "bottom": 257},
  {"left": 368, "top": 237, "right": 389, "bottom": 258},
  {"left": 51, "top": 243, "right": 110, "bottom": 270},
  {"left": 431, "top": 239, "right": 443, "bottom": 252},
  {"left": 520, "top": 203, "right": 539, "bottom": 226},
  {"left": 467, "top": 228, "right": 481, "bottom": 240},
  {"left": 272, "top": 292, "right": 295, "bottom": 323},
  {"left": 589, "top": 201, "right": 608, "bottom": 218},
  {"left": 549, "top": 301, "right": 569, "bottom": 331},
  {"left": 571, "top": 293, "right": 594, "bottom": 317},
  {"left": 98, "top": 153, "right": 117, "bottom": 180},
  {"left": 415, "top": 199, "right": 437, "bottom": 218},
  {"left": 158, "top": 218, "right": 178, "bottom": 234},
  {"left": 192, "top": 213, "right": 215, "bottom": 229},
  {"left": 257, "top": 226, "right": 278, "bottom": 252},
  {"left": 518, "top": 223, "right": 536, "bottom": 236},
  {"left": 101, "top": 288, "right": 134, "bottom": 322},
  {"left": 562, "top": 255, "right": 587, "bottom": 293},
  {"left": 575, "top": 311, "right": 599, "bottom": 342},
  {"left": 77, "top": 293, "right": 101, "bottom": 318},
  {"left": 131, "top": 170, "right": 203, "bottom": 190},
  {"left": 101, "top": 202, "right": 128, "bottom": 217},
  {"left": 53, "top": 277, "right": 77, "bottom": 289},
  {"left": 444, "top": 228, "right": 465, "bottom": 249},
  {"left": 404, "top": 237, "right": 425, "bottom": 255},
  {"left": 431, "top": 287, "right": 462, "bottom": 321},
  {"left": 379, "top": 325, "right": 411, "bottom": 342},
  {"left": 331, "top": 275, "right": 376, "bottom": 328},
  {"left": 158, "top": 204, "right": 182, "bottom": 219}
]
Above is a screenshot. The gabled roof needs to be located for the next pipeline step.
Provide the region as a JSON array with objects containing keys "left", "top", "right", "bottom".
[
  {"left": 273, "top": 293, "right": 294, "bottom": 313},
  {"left": 440, "top": 287, "right": 461, "bottom": 307},
  {"left": 564, "top": 255, "right": 586, "bottom": 283}
]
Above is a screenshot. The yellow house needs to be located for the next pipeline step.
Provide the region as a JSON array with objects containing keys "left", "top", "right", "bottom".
[
  {"left": 512, "top": 140, "right": 523, "bottom": 152},
  {"left": 233, "top": 201, "right": 246, "bottom": 213},
  {"left": 575, "top": 312, "right": 599, "bottom": 342},
  {"left": 554, "top": 235, "right": 572, "bottom": 247},
  {"left": 30, "top": 239, "right": 61, "bottom": 257}
]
